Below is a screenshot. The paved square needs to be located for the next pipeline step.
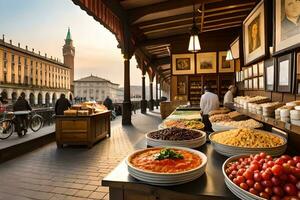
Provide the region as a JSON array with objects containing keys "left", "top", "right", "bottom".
[{"left": 0, "top": 110, "right": 162, "bottom": 200}]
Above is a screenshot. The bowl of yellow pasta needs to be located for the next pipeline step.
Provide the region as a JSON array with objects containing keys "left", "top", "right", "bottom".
[{"left": 209, "top": 128, "right": 287, "bottom": 157}]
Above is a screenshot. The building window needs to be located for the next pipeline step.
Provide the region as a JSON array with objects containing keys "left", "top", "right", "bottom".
[
  {"left": 18, "top": 56, "right": 21, "bottom": 65},
  {"left": 11, "top": 54, "right": 14, "bottom": 63},
  {"left": 4, "top": 73, "right": 7, "bottom": 83},
  {"left": 30, "top": 78, "right": 33, "bottom": 85},
  {"left": 12, "top": 74, "right": 15, "bottom": 83},
  {"left": 18, "top": 65, "right": 21, "bottom": 72},
  {"left": 18, "top": 75, "right": 21, "bottom": 84},
  {"left": 3, "top": 52, "right": 7, "bottom": 60},
  {"left": 24, "top": 76, "right": 28, "bottom": 84},
  {"left": 31, "top": 60, "right": 33, "bottom": 66},
  {"left": 36, "top": 79, "right": 38, "bottom": 85}
]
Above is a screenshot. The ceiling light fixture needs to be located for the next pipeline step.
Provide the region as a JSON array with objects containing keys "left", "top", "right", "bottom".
[{"left": 188, "top": 3, "right": 201, "bottom": 52}]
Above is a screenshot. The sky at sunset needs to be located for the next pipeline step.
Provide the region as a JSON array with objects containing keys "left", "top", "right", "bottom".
[{"left": 0, "top": 0, "right": 151, "bottom": 87}]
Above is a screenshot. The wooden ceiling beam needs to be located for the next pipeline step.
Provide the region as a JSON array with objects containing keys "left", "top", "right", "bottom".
[
  {"left": 203, "top": 20, "right": 242, "bottom": 30},
  {"left": 202, "top": 24, "right": 241, "bottom": 32},
  {"left": 138, "top": 34, "right": 187, "bottom": 47},
  {"left": 203, "top": 0, "right": 256, "bottom": 12},
  {"left": 128, "top": 0, "right": 221, "bottom": 23},
  {"left": 145, "top": 44, "right": 170, "bottom": 50}
]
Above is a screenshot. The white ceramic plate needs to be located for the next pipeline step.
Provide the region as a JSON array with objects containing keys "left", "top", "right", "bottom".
[
  {"left": 209, "top": 130, "right": 287, "bottom": 157},
  {"left": 126, "top": 146, "right": 207, "bottom": 186}
]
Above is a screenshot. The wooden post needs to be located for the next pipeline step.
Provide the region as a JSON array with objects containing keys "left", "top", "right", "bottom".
[
  {"left": 155, "top": 78, "right": 159, "bottom": 109},
  {"left": 141, "top": 63, "right": 147, "bottom": 114},
  {"left": 149, "top": 81, "right": 154, "bottom": 111},
  {"left": 122, "top": 55, "right": 132, "bottom": 125}
]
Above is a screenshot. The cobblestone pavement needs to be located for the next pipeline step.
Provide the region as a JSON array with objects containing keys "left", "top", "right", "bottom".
[{"left": 0, "top": 110, "right": 162, "bottom": 200}]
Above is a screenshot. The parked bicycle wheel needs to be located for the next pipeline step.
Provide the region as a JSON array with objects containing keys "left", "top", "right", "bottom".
[
  {"left": 30, "top": 115, "right": 44, "bottom": 132},
  {"left": 0, "top": 119, "right": 14, "bottom": 140}
]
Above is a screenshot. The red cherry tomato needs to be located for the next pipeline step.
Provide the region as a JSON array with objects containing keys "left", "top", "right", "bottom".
[
  {"left": 246, "top": 179, "right": 254, "bottom": 187},
  {"left": 271, "top": 176, "right": 280, "bottom": 186},
  {"left": 267, "top": 161, "right": 275, "bottom": 167},
  {"left": 287, "top": 174, "right": 297, "bottom": 184},
  {"left": 272, "top": 164, "right": 284, "bottom": 176},
  {"left": 284, "top": 183, "right": 297, "bottom": 196},
  {"left": 287, "top": 160, "right": 296, "bottom": 166},
  {"left": 292, "top": 156, "right": 300, "bottom": 163},
  {"left": 275, "top": 158, "right": 284, "bottom": 165},
  {"left": 243, "top": 170, "right": 254, "bottom": 180},
  {"left": 259, "top": 192, "right": 270, "bottom": 199},
  {"left": 249, "top": 188, "right": 258, "bottom": 195},
  {"left": 254, "top": 172, "right": 262, "bottom": 182},
  {"left": 262, "top": 172, "right": 272, "bottom": 180},
  {"left": 261, "top": 180, "right": 272, "bottom": 188},
  {"left": 260, "top": 152, "right": 267, "bottom": 159},
  {"left": 236, "top": 175, "right": 245, "bottom": 184},
  {"left": 254, "top": 182, "right": 263, "bottom": 192},
  {"left": 270, "top": 196, "right": 281, "bottom": 200},
  {"left": 240, "top": 182, "right": 249, "bottom": 191},
  {"left": 296, "top": 162, "right": 300, "bottom": 169},
  {"left": 281, "top": 155, "right": 292, "bottom": 162},
  {"left": 264, "top": 187, "right": 273, "bottom": 195},
  {"left": 272, "top": 186, "right": 284, "bottom": 196}
]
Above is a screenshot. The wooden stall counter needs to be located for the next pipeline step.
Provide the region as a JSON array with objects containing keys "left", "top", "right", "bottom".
[{"left": 55, "top": 111, "right": 111, "bottom": 148}]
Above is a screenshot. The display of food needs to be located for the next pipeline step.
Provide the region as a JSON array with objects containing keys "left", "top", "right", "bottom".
[
  {"left": 209, "top": 114, "right": 232, "bottom": 123},
  {"left": 149, "top": 127, "right": 202, "bottom": 141},
  {"left": 162, "top": 119, "right": 205, "bottom": 130},
  {"left": 257, "top": 102, "right": 284, "bottom": 117},
  {"left": 126, "top": 147, "right": 207, "bottom": 186},
  {"left": 129, "top": 148, "right": 201, "bottom": 173},
  {"left": 167, "top": 110, "right": 201, "bottom": 120},
  {"left": 210, "top": 129, "right": 285, "bottom": 148},
  {"left": 63, "top": 101, "right": 108, "bottom": 116},
  {"left": 146, "top": 127, "right": 206, "bottom": 148},
  {"left": 223, "top": 153, "right": 300, "bottom": 200},
  {"left": 213, "top": 119, "right": 263, "bottom": 129},
  {"left": 208, "top": 108, "right": 231, "bottom": 116}
]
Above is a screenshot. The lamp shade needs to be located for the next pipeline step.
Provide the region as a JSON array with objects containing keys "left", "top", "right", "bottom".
[
  {"left": 188, "top": 34, "right": 201, "bottom": 52},
  {"left": 225, "top": 50, "right": 233, "bottom": 61}
]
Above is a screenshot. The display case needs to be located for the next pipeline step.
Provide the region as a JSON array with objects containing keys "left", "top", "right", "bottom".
[{"left": 188, "top": 76, "right": 203, "bottom": 106}]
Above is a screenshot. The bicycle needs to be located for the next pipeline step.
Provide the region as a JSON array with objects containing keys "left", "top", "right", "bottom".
[{"left": 0, "top": 111, "right": 44, "bottom": 140}]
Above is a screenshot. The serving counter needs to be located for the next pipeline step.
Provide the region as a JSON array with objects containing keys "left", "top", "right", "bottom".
[
  {"left": 55, "top": 111, "right": 111, "bottom": 148},
  {"left": 102, "top": 144, "right": 236, "bottom": 200}
]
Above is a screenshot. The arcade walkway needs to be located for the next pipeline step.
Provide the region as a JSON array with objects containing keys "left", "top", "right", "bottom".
[{"left": 0, "top": 109, "right": 162, "bottom": 200}]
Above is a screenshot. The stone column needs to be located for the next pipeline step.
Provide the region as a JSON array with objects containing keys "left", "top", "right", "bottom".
[
  {"left": 141, "top": 74, "right": 147, "bottom": 114},
  {"left": 122, "top": 56, "right": 132, "bottom": 125},
  {"left": 155, "top": 80, "right": 159, "bottom": 109},
  {"left": 149, "top": 82, "right": 154, "bottom": 111}
]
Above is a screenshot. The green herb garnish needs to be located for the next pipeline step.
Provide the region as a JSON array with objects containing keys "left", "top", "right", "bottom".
[{"left": 154, "top": 149, "right": 184, "bottom": 160}]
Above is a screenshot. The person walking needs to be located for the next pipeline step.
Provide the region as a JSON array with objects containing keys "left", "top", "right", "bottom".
[
  {"left": 200, "top": 85, "right": 219, "bottom": 133},
  {"left": 55, "top": 94, "right": 71, "bottom": 115},
  {"left": 13, "top": 93, "right": 32, "bottom": 136}
]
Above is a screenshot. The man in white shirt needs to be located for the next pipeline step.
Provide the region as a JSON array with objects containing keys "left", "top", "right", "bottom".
[
  {"left": 223, "top": 85, "right": 237, "bottom": 108},
  {"left": 200, "top": 86, "right": 219, "bottom": 132}
]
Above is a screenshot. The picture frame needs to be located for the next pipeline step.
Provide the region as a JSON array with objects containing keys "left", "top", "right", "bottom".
[
  {"left": 196, "top": 52, "right": 217, "bottom": 74},
  {"left": 253, "top": 64, "right": 258, "bottom": 77},
  {"left": 277, "top": 53, "right": 293, "bottom": 93},
  {"left": 243, "top": 0, "right": 267, "bottom": 65},
  {"left": 172, "top": 54, "right": 195, "bottom": 75},
  {"left": 258, "top": 61, "right": 264, "bottom": 75},
  {"left": 274, "top": 0, "right": 300, "bottom": 54},
  {"left": 218, "top": 51, "right": 234, "bottom": 73},
  {"left": 243, "top": 67, "right": 248, "bottom": 79},
  {"left": 241, "top": 70, "right": 244, "bottom": 81},
  {"left": 264, "top": 58, "right": 275, "bottom": 91},
  {"left": 177, "top": 76, "right": 188, "bottom": 95},
  {"left": 259, "top": 76, "right": 264, "bottom": 90},
  {"left": 230, "top": 37, "right": 240, "bottom": 59}
]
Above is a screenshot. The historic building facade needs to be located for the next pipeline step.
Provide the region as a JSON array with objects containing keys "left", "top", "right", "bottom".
[
  {"left": 0, "top": 29, "right": 75, "bottom": 106},
  {"left": 74, "top": 75, "right": 123, "bottom": 103}
]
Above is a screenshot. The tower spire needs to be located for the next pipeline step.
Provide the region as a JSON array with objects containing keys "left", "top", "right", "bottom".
[{"left": 66, "top": 27, "right": 72, "bottom": 41}]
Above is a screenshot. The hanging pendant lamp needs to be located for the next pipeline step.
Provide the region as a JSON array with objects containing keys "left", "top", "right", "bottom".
[{"left": 188, "top": 3, "right": 201, "bottom": 52}]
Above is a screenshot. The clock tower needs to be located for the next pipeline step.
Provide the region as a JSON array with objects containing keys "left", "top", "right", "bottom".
[{"left": 63, "top": 28, "right": 75, "bottom": 92}]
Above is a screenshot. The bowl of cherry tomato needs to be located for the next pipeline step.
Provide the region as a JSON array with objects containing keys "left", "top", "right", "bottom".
[{"left": 222, "top": 153, "right": 300, "bottom": 200}]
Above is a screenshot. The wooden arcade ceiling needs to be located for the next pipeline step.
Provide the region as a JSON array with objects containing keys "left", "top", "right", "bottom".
[{"left": 72, "top": 0, "right": 259, "bottom": 83}]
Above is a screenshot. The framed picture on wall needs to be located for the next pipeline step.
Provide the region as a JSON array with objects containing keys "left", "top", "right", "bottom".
[
  {"left": 218, "top": 51, "right": 234, "bottom": 73},
  {"left": 172, "top": 54, "right": 195, "bottom": 75},
  {"left": 259, "top": 76, "right": 264, "bottom": 90},
  {"left": 253, "top": 77, "right": 258, "bottom": 89},
  {"left": 253, "top": 64, "right": 258, "bottom": 77},
  {"left": 241, "top": 70, "right": 244, "bottom": 81},
  {"left": 264, "top": 58, "right": 275, "bottom": 91},
  {"left": 274, "top": 0, "right": 300, "bottom": 54},
  {"left": 243, "top": 0, "right": 267, "bottom": 65},
  {"left": 244, "top": 67, "right": 248, "bottom": 79},
  {"left": 196, "top": 52, "right": 217, "bottom": 74},
  {"left": 277, "top": 53, "right": 293, "bottom": 93},
  {"left": 258, "top": 61, "right": 264, "bottom": 75}
]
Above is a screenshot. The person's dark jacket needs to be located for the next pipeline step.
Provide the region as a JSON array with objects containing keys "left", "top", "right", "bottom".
[
  {"left": 103, "top": 97, "right": 113, "bottom": 110},
  {"left": 55, "top": 98, "right": 71, "bottom": 115},
  {"left": 13, "top": 97, "right": 32, "bottom": 111}
]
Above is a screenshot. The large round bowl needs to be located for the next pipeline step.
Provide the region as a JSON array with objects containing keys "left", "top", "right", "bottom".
[
  {"left": 126, "top": 146, "right": 207, "bottom": 186},
  {"left": 146, "top": 128, "right": 206, "bottom": 148},
  {"left": 211, "top": 123, "right": 235, "bottom": 132},
  {"left": 222, "top": 155, "right": 266, "bottom": 200},
  {"left": 209, "top": 130, "right": 287, "bottom": 157}
]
